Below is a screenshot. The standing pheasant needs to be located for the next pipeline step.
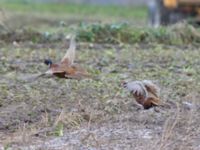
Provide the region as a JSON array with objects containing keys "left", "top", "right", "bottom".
[{"left": 122, "top": 80, "right": 161, "bottom": 109}]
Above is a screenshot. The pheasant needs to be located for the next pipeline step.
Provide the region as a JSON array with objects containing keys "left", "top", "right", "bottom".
[
  {"left": 37, "top": 35, "right": 90, "bottom": 80},
  {"left": 122, "top": 80, "right": 161, "bottom": 109}
]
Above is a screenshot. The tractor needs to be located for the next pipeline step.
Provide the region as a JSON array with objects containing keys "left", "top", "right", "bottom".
[{"left": 148, "top": 0, "right": 200, "bottom": 27}]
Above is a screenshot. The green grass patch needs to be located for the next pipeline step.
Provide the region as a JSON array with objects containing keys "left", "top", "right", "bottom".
[
  {"left": 76, "top": 22, "right": 200, "bottom": 45},
  {"left": 0, "top": 1, "right": 146, "bottom": 19},
  {"left": 1, "top": 20, "right": 200, "bottom": 46}
]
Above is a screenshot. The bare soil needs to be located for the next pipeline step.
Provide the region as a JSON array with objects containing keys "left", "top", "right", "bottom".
[{"left": 0, "top": 40, "right": 200, "bottom": 150}]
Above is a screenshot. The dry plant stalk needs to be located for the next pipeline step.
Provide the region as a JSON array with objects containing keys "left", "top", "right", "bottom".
[
  {"left": 179, "top": 94, "right": 198, "bottom": 150},
  {"left": 157, "top": 102, "right": 180, "bottom": 150},
  {"left": 81, "top": 132, "right": 100, "bottom": 148},
  {"left": 0, "top": 8, "right": 10, "bottom": 31}
]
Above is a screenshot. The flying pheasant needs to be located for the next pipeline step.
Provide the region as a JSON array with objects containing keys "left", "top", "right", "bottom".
[
  {"left": 122, "top": 80, "right": 161, "bottom": 109},
  {"left": 37, "top": 35, "right": 90, "bottom": 80}
]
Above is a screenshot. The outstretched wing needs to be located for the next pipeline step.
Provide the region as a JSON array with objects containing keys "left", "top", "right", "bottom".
[
  {"left": 61, "top": 35, "right": 76, "bottom": 65},
  {"left": 126, "top": 81, "right": 148, "bottom": 99},
  {"left": 142, "top": 80, "right": 160, "bottom": 97},
  {"left": 64, "top": 64, "right": 91, "bottom": 80}
]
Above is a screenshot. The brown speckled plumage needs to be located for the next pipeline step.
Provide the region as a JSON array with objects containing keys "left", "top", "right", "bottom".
[{"left": 122, "top": 80, "right": 161, "bottom": 109}]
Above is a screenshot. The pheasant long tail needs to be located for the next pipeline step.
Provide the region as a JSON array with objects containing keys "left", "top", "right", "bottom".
[{"left": 61, "top": 35, "right": 76, "bottom": 65}]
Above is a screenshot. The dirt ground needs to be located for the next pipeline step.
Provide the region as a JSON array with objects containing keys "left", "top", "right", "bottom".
[
  {"left": 1, "top": 40, "right": 200, "bottom": 150},
  {"left": 0, "top": 7, "right": 200, "bottom": 150}
]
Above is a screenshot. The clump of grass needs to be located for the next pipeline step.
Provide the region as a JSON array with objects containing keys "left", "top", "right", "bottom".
[
  {"left": 76, "top": 22, "right": 200, "bottom": 45},
  {"left": 0, "top": 27, "right": 64, "bottom": 43},
  {"left": 167, "top": 22, "right": 200, "bottom": 45},
  {"left": 0, "top": 22, "right": 199, "bottom": 45},
  {"left": 76, "top": 22, "right": 155, "bottom": 44}
]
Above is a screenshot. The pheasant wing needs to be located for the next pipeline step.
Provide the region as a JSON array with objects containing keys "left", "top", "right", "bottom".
[
  {"left": 142, "top": 80, "right": 160, "bottom": 97},
  {"left": 64, "top": 64, "right": 90, "bottom": 80},
  {"left": 126, "top": 81, "right": 148, "bottom": 98}
]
